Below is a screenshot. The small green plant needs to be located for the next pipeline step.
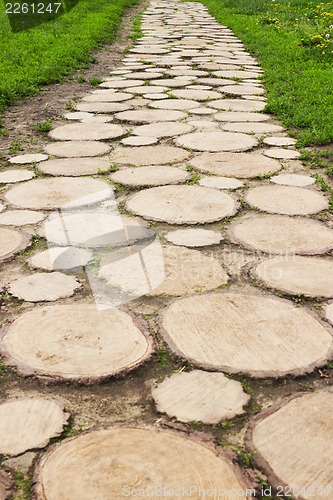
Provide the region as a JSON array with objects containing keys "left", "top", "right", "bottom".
[
  {"left": 34, "top": 121, "right": 52, "bottom": 134},
  {"left": 77, "top": 76, "right": 87, "bottom": 83},
  {"left": 241, "top": 376, "right": 255, "bottom": 394},
  {"left": 89, "top": 78, "right": 103, "bottom": 87},
  {"left": 65, "top": 101, "right": 78, "bottom": 112},
  {"left": 220, "top": 421, "right": 236, "bottom": 429},
  {"left": 156, "top": 349, "right": 170, "bottom": 367},
  {"left": 13, "top": 471, "right": 31, "bottom": 500}
]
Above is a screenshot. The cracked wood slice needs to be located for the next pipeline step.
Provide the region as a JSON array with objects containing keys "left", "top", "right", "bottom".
[
  {"left": 251, "top": 256, "right": 333, "bottom": 298},
  {"left": 8, "top": 272, "right": 81, "bottom": 302},
  {"left": 228, "top": 215, "right": 333, "bottom": 254},
  {"left": 0, "top": 398, "right": 69, "bottom": 456},
  {"left": 109, "top": 145, "right": 190, "bottom": 166},
  {"left": 244, "top": 185, "right": 328, "bottom": 215},
  {"left": 38, "top": 157, "right": 111, "bottom": 176},
  {"left": 110, "top": 166, "right": 190, "bottom": 187},
  {"left": 28, "top": 247, "right": 93, "bottom": 271},
  {"left": 43, "top": 141, "right": 111, "bottom": 157},
  {"left": 175, "top": 131, "right": 258, "bottom": 152},
  {"left": 159, "top": 292, "right": 333, "bottom": 377},
  {"left": 165, "top": 228, "right": 223, "bottom": 247},
  {"left": 48, "top": 123, "right": 126, "bottom": 141},
  {"left": 115, "top": 109, "right": 187, "bottom": 123},
  {"left": 33, "top": 425, "right": 256, "bottom": 499},
  {"left": 39, "top": 211, "right": 155, "bottom": 248},
  {"left": 190, "top": 152, "right": 281, "bottom": 178},
  {"left": 125, "top": 185, "right": 239, "bottom": 224},
  {"left": 0, "top": 304, "right": 154, "bottom": 383},
  {"left": 3, "top": 177, "right": 112, "bottom": 210},
  {"left": 152, "top": 370, "right": 250, "bottom": 424},
  {"left": 0, "top": 226, "right": 31, "bottom": 262},
  {"left": 246, "top": 390, "right": 333, "bottom": 499},
  {"left": 98, "top": 244, "right": 229, "bottom": 296},
  {"left": 0, "top": 169, "right": 35, "bottom": 183}
]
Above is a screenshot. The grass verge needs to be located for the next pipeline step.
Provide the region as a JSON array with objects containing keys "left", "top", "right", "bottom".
[
  {"left": 195, "top": 0, "right": 333, "bottom": 147},
  {"left": 0, "top": 0, "right": 139, "bottom": 112}
]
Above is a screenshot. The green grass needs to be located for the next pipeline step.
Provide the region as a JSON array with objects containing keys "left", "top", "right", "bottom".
[
  {"left": 195, "top": 0, "right": 333, "bottom": 146},
  {"left": 0, "top": 0, "right": 139, "bottom": 111}
]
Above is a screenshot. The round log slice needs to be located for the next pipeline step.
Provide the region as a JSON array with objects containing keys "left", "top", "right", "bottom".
[
  {"left": 98, "top": 245, "right": 229, "bottom": 296},
  {"left": 251, "top": 256, "right": 333, "bottom": 298},
  {"left": 48, "top": 123, "right": 126, "bottom": 141},
  {"left": 245, "top": 390, "right": 333, "bottom": 499},
  {"left": 0, "top": 304, "right": 154, "bottom": 382},
  {"left": 109, "top": 145, "right": 190, "bottom": 165},
  {"left": 0, "top": 226, "right": 31, "bottom": 262},
  {"left": 110, "top": 166, "right": 190, "bottom": 187},
  {"left": 228, "top": 215, "right": 333, "bottom": 255},
  {"left": 8, "top": 272, "right": 81, "bottom": 302},
  {"left": 244, "top": 186, "right": 328, "bottom": 215},
  {"left": 159, "top": 291, "right": 333, "bottom": 377},
  {"left": 0, "top": 398, "right": 69, "bottom": 456},
  {"left": 165, "top": 228, "right": 223, "bottom": 247},
  {"left": 125, "top": 185, "right": 239, "bottom": 224},
  {"left": 33, "top": 426, "right": 255, "bottom": 499},
  {"left": 3, "top": 177, "right": 112, "bottom": 210},
  {"left": 175, "top": 131, "right": 258, "bottom": 152},
  {"left": 152, "top": 370, "right": 250, "bottom": 423}
]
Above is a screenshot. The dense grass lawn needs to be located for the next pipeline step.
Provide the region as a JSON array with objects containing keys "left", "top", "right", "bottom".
[
  {"left": 0, "top": 0, "right": 138, "bottom": 112},
  {"left": 196, "top": 0, "right": 333, "bottom": 147}
]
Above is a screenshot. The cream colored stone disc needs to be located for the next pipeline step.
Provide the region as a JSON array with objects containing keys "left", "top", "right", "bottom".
[
  {"left": 132, "top": 121, "right": 193, "bottom": 137},
  {"left": 43, "top": 141, "right": 111, "bottom": 158},
  {"left": 0, "top": 398, "right": 69, "bottom": 456},
  {"left": 221, "top": 122, "right": 284, "bottom": 134},
  {"left": 252, "top": 255, "right": 333, "bottom": 298},
  {"left": 115, "top": 109, "right": 187, "bottom": 123},
  {"left": 126, "top": 185, "right": 239, "bottom": 224},
  {"left": 3, "top": 177, "right": 112, "bottom": 210},
  {"left": 48, "top": 123, "right": 125, "bottom": 141},
  {"left": 165, "top": 228, "right": 223, "bottom": 247},
  {"left": 0, "top": 304, "right": 153, "bottom": 382},
  {"left": 246, "top": 391, "right": 333, "bottom": 499},
  {"left": 175, "top": 131, "right": 258, "bottom": 152},
  {"left": 99, "top": 245, "right": 229, "bottom": 296},
  {"left": 244, "top": 185, "right": 328, "bottom": 215},
  {"left": 0, "top": 226, "right": 31, "bottom": 262},
  {"left": 38, "top": 158, "right": 111, "bottom": 176},
  {"left": 190, "top": 152, "right": 281, "bottom": 178},
  {"left": 8, "top": 272, "right": 81, "bottom": 302},
  {"left": 110, "top": 166, "right": 190, "bottom": 187},
  {"left": 152, "top": 370, "right": 250, "bottom": 424},
  {"left": 0, "top": 170, "right": 35, "bottom": 183},
  {"left": 207, "top": 99, "right": 266, "bottom": 112},
  {"left": 228, "top": 215, "right": 333, "bottom": 254},
  {"left": 159, "top": 292, "right": 333, "bottom": 376},
  {"left": 33, "top": 426, "right": 254, "bottom": 500},
  {"left": 110, "top": 146, "right": 190, "bottom": 165}
]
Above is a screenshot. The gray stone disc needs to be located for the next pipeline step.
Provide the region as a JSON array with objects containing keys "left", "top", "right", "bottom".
[
  {"left": 0, "top": 304, "right": 154, "bottom": 382},
  {"left": 228, "top": 215, "right": 333, "bottom": 255},
  {"left": 110, "top": 166, "right": 190, "bottom": 187},
  {"left": 0, "top": 169, "right": 35, "bottom": 183},
  {"left": 115, "top": 109, "right": 187, "bottom": 123},
  {"left": 175, "top": 131, "right": 258, "bottom": 152},
  {"left": 133, "top": 121, "right": 193, "bottom": 137},
  {"left": 0, "top": 226, "right": 31, "bottom": 262},
  {"left": 8, "top": 272, "right": 81, "bottom": 302},
  {"left": 152, "top": 370, "right": 250, "bottom": 424},
  {"left": 244, "top": 185, "right": 328, "bottom": 215},
  {"left": 270, "top": 173, "right": 315, "bottom": 187},
  {"left": 109, "top": 146, "right": 190, "bottom": 166},
  {"left": 38, "top": 157, "right": 111, "bottom": 176},
  {"left": 126, "top": 185, "right": 239, "bottom": 224},
  {"left": 0, "top": 398, "right": 69, "bottom": 456},
  {"left": 165, "top": 228, "right": 223, "bottom": 247},
  {"left": 43, "top": 141, "right": 111, "bottom": 158},
  {"left": 8, "top": 153, "right": 48, "bottom": 164},
  {"left": 4, "top": 177, "right": 112, "bottom": 210},
  {"left": 159, "top": 291, "right": 333, "bottom": 377},
  {"left": 28, "top": 247, "right": 93, "bottom": 271},
  {"left": 39, "top": 211, "right": 154, "bottom": 248},
  {"left": 246, "top": 390, "right": 333, "bottom": 497},
  {"left": 48, "top": 123, "right": 125, "bottom": 141},
  {"left": 252, "top": 255, "right": 333, "bottom": 298},
  {"left": 190, "top": 152, "right": 281, "bottom": 178},
  {"left": 33, "top": 426, "right": 254, "bottom": 499},
  {"left": 0, "top": 210, "right": 45, "bottom": 226}
]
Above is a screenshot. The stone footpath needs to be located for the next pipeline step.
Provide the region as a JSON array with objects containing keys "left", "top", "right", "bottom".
[{"left": 1, "top": 0, "right": 333, "bottom": 498}]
